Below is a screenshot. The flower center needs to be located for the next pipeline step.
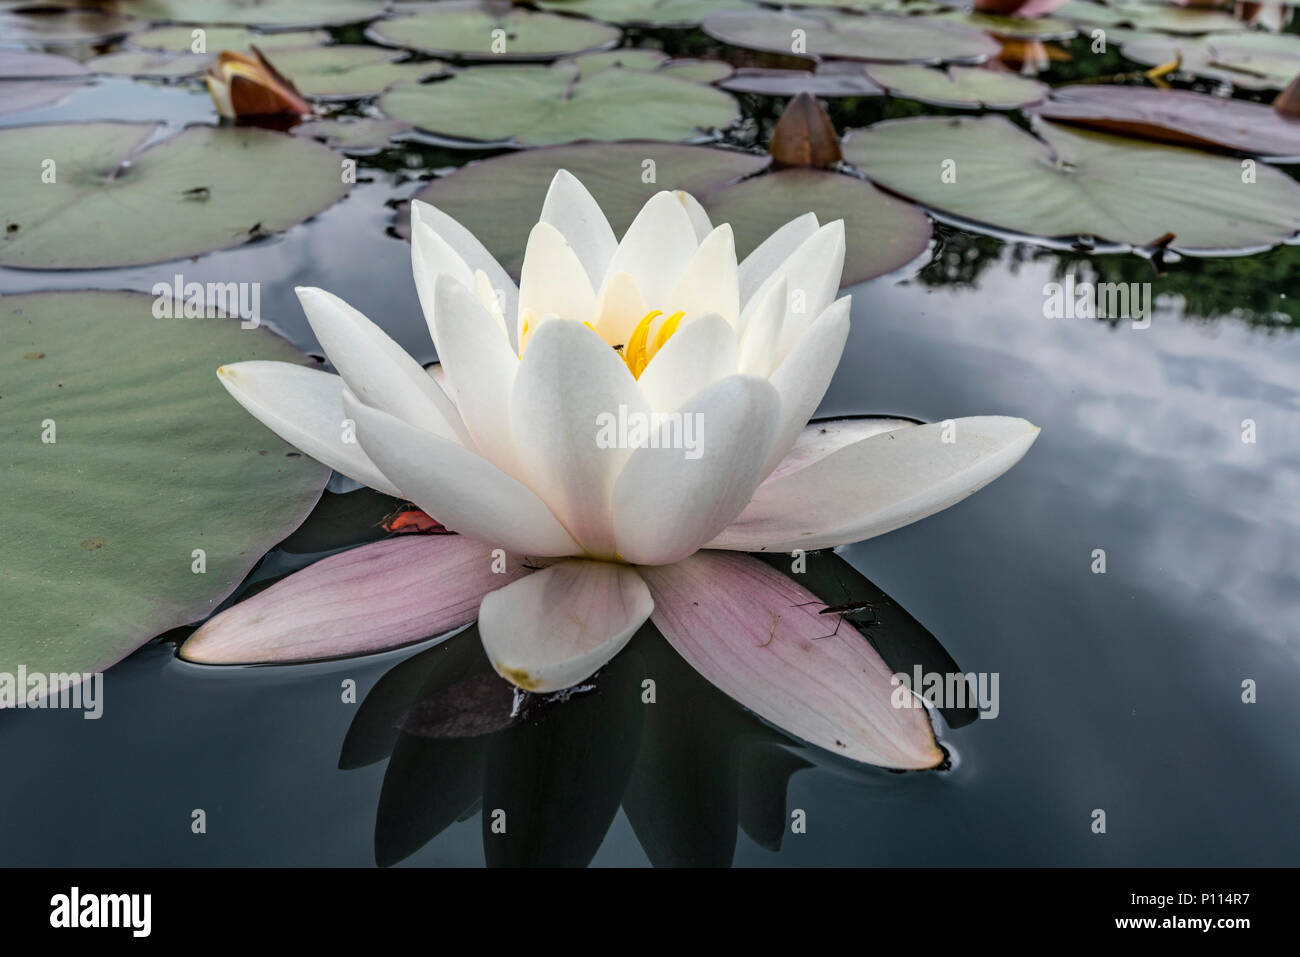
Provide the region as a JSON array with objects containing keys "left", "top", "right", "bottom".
[{"left": 622, "top": 309, "right": 685, "bottom": 379}]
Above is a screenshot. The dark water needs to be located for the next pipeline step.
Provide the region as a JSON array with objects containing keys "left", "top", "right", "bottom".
[{"left": 3, "top": 52, "right": 1299, "bottom": 867}]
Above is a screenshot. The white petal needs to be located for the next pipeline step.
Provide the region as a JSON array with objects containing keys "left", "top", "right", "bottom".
[
  {"left": 540, "top": 169, "right": 618, "bottom": 290},
  {"left": 761, "top": 295, "right": 851, "bottom": 477},
  {"left": 411, "top": 198, "right": 518, "bottom": 340},
  {"left": 511, "top": 319, "right": 648, "bottom": 558},
  {"left": 479, "top": 559, "right": 653, "bottom": 692},
  {"left": 674, "top": 189, "right": 713, "bottom": 241},
  {"left": 518, "top": 221, "right": 597, "bottom": 343},
  {"left": 217, "top": 361, "right": 402, "bottom": 497},
  {"left": 737, "top": 211, "right": 818, "bottom": 311},
  {"left": 431, "top": 274, "right": 520, "bottom": 477},
  {"left": 710, "top": 416, "right": 1041, "bottom": 552},
  {"left": 737, "top": 276, "right": 786, "bottom": 377},
  {"left": 636, "top": 314, "right": 738, "bottom": 413},
  {"left": 592, "top": 270, "right": 648, "bottom": 347},
  {"left": 667, "top": 223, "right": 740, "bottom": 328},
  {"left": 344, "top": 392, "right": 579, "bottom": 557},
  {"left": 741, "top": 220, "right": 845, "bottom": 352},
  {"left": 296, "top": 286, "right": 470, "bottom": 446},
  {"left": 411, "top": 219, "right": 475, "bottom": 354},
  {"left": 612, "top": 374, "right": 780, "bottom": 565},
  {"left": 474, "top": 268, "right": 512, "bottom": 343},
  {"left": 764, "top": 415, "right": 917, "bottom": 483},
  {"left": 602, "top": 191, "right": 699, "bottom": 308}
]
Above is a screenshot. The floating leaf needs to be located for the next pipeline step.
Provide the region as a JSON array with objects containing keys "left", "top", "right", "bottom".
[
  {"left": 88, "top": 50, "right": 213, "bottom": 78},
  {"left": 0, "top": 122, "right": 350, "bottom": 269},
  {"left": 1029, "top": 83, "right": 1300, "bottom": 159},
  {"left": 0, "top": 6, "right": 138, "bottom": 44},
  {"left": 291, "top": 115, "right": 413, "bottom": 152},
  {"left": 866, "top": 63, "right": 1048, "bottom": 108},
  {"left": 844, "top": 114, "right": 1300, "bottom": 251},
  {"left": 368, "top": 1, "right": 621, "bottom": 61},
  {"left": 719, "top": 63, "right": 886, "bottom": 97},
  {"left": 570, "top": 48, "right": 731, "bottom": 81},
  {"left": 0, "top": 291, "right": 328, "bottom": 698},
  {"left": 411, "top": 140, "right": 930, "bottom": 285},
  {"left": 1056, "top": 0, "right": 1244, "bottom": 33},
  {"left": 379, "top": 62, "right": 739, "bottom": 146},
  {"left": 929, "top": 10, "right": 1078, "bottom": 39},
  {"left": 701, "top": 9, "right": 1000, "bottom": 63},
  {"left": 122, "top": 0, "right": 383, "bottom": 28},
  {"left": 253, "top": 44, "right": 444, "bottom": 99},
  {"left": 971, "top": 0, "right": 1071, "bottom": 17},
  {"left": 1120, "top": 30, "right": 1300, "bottom": 89},
  {"left": 0, "top": 50, "right": 90, "bottom": 79},
  {"left": 128, "top": 25, "right": 329, "bottom": 51},
  {"left": 534, "top": 0, "right": 752, "bottom": 27},
  {"left": 0, "top": 49, "right": 91, "bottom": 117}
]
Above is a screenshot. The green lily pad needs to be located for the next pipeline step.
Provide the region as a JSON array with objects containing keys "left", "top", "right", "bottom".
[
  {"left": 0, "top": 122, "right": 351, "bottom": 269},
  {"left": 0, "top": 6, "right": 138, "bottom": 44},
  {"left": 128, "top": 25, "right": 329, "bottom": 52},
  {"left": 928, "top": 10, "right": 1079, "bottom": 40},
  {"left": 866, "top": 64, "right": 1048, "bottom": 108},
  {"left": 534, "top": 0, "right": 752, "bottom": 27},
  {"left": 701, "top": 9, "right": 1000, "bottom": 63},
  {"left": 410, "top": 140, "right": 931, "bottom": 285},
  {"left": 0, "top": 50, "right": 90, "bottom": 79},
  {"left": 843, "top": 114, "right": 1300, "bottom": 252},
  {"left": 379, "top": 63, "right": 739, "bottom": 146},
  {"left": 87, "top": 51, "right": 213, "bottom": 79},
  {"left": 1029, "top": 84, "right": 1300, "bottom": 159},
  {"left": 570, "top": 48, "right": 731, "bottom": 82},
  {"left": 0, "top": 290, "right": 329, "bottom": 696},
  {"left": 1056, "top": 0, "right": 1244, "bottom": 34},
  {"left": 1120, "top": 31, "right": 1300, "bottom": 90},
  {"left": 292, "top": 116, "right": 413, "bottom": 152},
  {"left": 368, "top": 1, "right": 621, "bottom": 61},
  {"left": 719, "top": 63, "right": 886, "bottom": 97},
  {"left": 0, "top": 50, "right": 92, "bottom": 117},
  {"left": 121, "top": 0, "right": 384, "bottom": 28},
  {"left": 258, "top": 44, "right": 445, "bottom": 99}
]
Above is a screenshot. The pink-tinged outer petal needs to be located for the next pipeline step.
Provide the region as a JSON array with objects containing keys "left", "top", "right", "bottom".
[
  {"left": 712, "top": 416, "right": 1041, "bottom": 553},
  {"left": 479, "top": 559, "right": 653, "bottom": 692},
  {"left": 180, "top": 536, "right": 530, "bottom": 664},
  {"left": 763, "top": 416, "right": 918, "bottom": 484},
  {"left": 640, "top": 552, "right": 943, "bottom": 769}
]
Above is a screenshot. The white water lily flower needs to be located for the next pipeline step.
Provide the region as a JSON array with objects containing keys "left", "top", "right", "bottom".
[{"left": 188, "top": 170, "right": 1039, "bottom": 769}]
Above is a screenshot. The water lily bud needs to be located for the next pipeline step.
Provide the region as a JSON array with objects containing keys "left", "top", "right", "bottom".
[
  {"left": 769, "top": 91, "right": 842, "bottom": 169},
  {"left": 205, "top": 46, "right": 313, "bottom": 120},
  {"left": 1274, "top": 72, "right": 1300, "bottom": 117}
]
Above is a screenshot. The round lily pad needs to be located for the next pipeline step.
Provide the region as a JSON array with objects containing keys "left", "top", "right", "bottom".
[
  {"left": 120, "top": 0, "right": 383, "bottom": 28},
  {"left": 843, "top": 114, "right": 1300, "bottom": 252},
  {"left": 257, "top": 44, "right": 444, "bottom": 99},
  {"left": 87, "top": 51, "right": 213, "bottom": 79},
  {"left": 866, "top": 64, "right": 1048, "bottom": 108},
  {"left": 292, "top": 116, "right": 413, "bottom": 152},
  {"left": 1056, "top": 0, "right": 1244, "bottom": 34},
  {"left": 379, "top": 63, "right": 739, "bottom": 146},
  {"left": 928, "top": 10, "right": 1079, "bottom": 40},
  {"left": 368, "top": 2, "right": 622, "bottom": 61},
  {"left": 0, "top": 290, "right": 329, "bottom": 694},
  {"left": 128, "top": 25, "right": 329, "bottom": 52},
  {"left": 410, "top": 141, "right": 931, "bottom": 284},
  {"left": 0, "top": 50, "right": 90, "bottom": 80},
  {"left": 534, "top": 0, "right": 753, "bottom": 28},
  {"left": 701, "top": 9, "right": 1000, "bottom": 64},
  {"left": 0, "top": 122, "right": 351, "bottom": 269},
  {"left": 1120, "top": 31, "right": 1300, "bottom": 90},
  {"left": 1029, "top": 84, "right": 1300, "bottom": 159},
  {"left": 569, "top": 49, "right": 731, "bottom": 82},
  {"left": 0, "top": 6, "right": 138, "bottom": 44},
  {"left": 720, "top": 63, "right": 886, "bottom": 97},
  {"left": 0, "top": 50, "right": 92, "bottom": 117}
]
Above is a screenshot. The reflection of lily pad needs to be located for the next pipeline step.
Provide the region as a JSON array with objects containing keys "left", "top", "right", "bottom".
[
  {"left": 701, "top": 9, "right": 1000, "bottom": 63},
  {"left": 534, "top": 0, "right": 752, "bottom": 27},
  {"left": 866, "top": 64, "right": 1048, "bottom": 108},
  {"left": 292, "top": 116, "right": 413, "bottom": 152},
  {"left": 258, "top": 45, "right": 444, "bottom": 99},
  {"left": 0, "top": 291, "right": 328, "bottom": 699},
  {"left": 123, "top": 0, "right": 382, "bottom": 28},
  {"left": 844, "top": 114, "right": 1300, "bottom": 252},
  {"left": 1029, "top": 84, "right": 1300, "bottom": 159},
  {"left": 1057, "top": 0, "right": 1243, "bottom": 34},
  {"left": 87, "top": 51, "right": 213, "bottom": 78},
  {"left": 379, "top": 63, "right": 739, "bottom": 146},
  {"left": 128, "top": 25, "right": 329, "bottom": 51},
  {"left": 0, "top": 123, "right": 350, "bottom": 269},
  {"left": 412, "top": 141, "right": 931, "bottom": 284},
  {"left": 368, "top": 1, "right": 621, "bottom": 61},
  {"left": 720, "top": 63, "right": 885, "bottom": 97},
  {"left": 1120, "top": 31, "right": 1300, "bottom": 90}
]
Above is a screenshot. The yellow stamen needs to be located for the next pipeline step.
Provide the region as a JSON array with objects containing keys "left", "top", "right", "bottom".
[{"left": 622, "top": 309, "right": 685, "bottom": 379}]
